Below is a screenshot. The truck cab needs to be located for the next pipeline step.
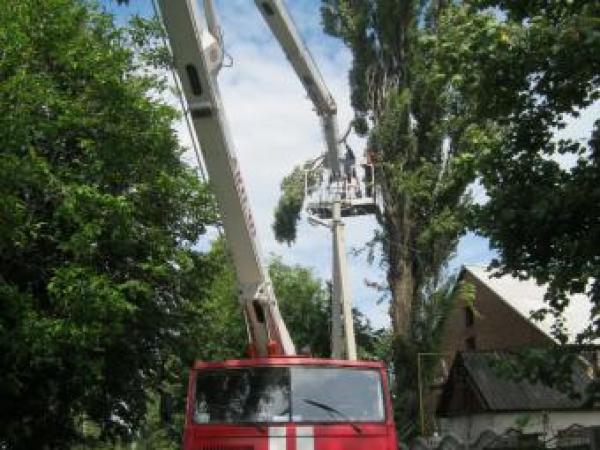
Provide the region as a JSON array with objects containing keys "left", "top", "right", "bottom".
[{"left": 183, "top": 357, "right": 398, "bottom": 450}]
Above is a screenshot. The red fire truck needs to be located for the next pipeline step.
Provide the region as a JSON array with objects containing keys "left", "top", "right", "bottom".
[
  {"left": 156, "top": 1, "right": 399, "bottom": 449},
  {"left": 183, "top": 358, "right": 397, "bottom": 450}
]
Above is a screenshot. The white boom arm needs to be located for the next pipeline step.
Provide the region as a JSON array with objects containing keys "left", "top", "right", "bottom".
[
  {"left": 255, "top": 0, "right": 357, "bottom": 360},
  {"left": 157, "top": 0, "right": 295, "bottom": 357},
  {"left": 254, "top": 0, "right": 343, "bottom": 179}
]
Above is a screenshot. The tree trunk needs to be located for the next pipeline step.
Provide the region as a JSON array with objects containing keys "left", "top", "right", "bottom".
[
  {"left": 390, "top": 255, "right": 415, "bottom": 339},
  {"left": 384, "top": 186, "right": 417, "bottom": 339}
]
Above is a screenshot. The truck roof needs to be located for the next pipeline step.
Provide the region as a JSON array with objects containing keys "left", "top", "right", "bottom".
[{"left": 192, "top": 357, "right": 386, "bottom": 370}]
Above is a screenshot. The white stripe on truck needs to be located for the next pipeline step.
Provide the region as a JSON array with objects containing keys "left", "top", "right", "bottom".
[
  {"left": 269, "top": 426, "right": 287, "bottom": 450},
  {"left": 296, "top": 426, "right": 315, "bottom": 450}
]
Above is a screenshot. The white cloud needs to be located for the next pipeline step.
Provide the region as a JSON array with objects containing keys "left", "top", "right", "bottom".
[{"left": 205, "top": 1, "right": 391, "bottom": 327}]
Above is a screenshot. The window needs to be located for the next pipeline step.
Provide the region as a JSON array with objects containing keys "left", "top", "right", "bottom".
[
  {"left": 194, "top": 367, "right": 289, "bottom": 423},
  {"left": 465, "top": 337, "right": 476, "bottom": 350},
  {"left": 291, "top": 366, "right": 385, "bottom": 422},
  {"left": 193, "top": 366, "right": 385, "bottom": 424},
  {"left": 465, "top": 306, "right": 474, "bottom": 327}
]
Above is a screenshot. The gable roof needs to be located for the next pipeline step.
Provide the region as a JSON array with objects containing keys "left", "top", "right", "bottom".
[
  {"left": 438, "top": 351, "right": 595, "bottom": 417},
  {"left": 464, "top": 265, "right": 593, "bottom": 344}
]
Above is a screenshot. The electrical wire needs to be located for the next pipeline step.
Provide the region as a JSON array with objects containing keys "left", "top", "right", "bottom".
[
  {"left": 151, "top": 0, "right": 225, "bottom": 239},
  {"left": 150, "top": 0, "right": 207, "bottom": 182}
]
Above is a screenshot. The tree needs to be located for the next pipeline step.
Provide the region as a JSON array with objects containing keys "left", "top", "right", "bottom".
[
  {"left": 317, "top": 0, "right": 484, "bottom": 338},
  {"left": 429, "top": 0, "right": 600, "bottom": 400},
  {"left": 437, "top": 1, "right": 600, "bottom": 343},
  {"left": 70, "top": 239, "right": 249, "bottom": 449},
  {"left": 126, "top": 247, "right": 387, "bottom": 449},
  {"left": 0, "top": 0, "right": 219, "bottom": 447},
  {"left": 272, "top": 166, "right": 309, "bottom": 245},
  {"left": 270, "top": 258, "right": 387, "bottom": 358},
  {"left": 266, "top": 0, "right": 486, "bottom": 433},
  {"left": 269, "top": 257, "right": 331, "bottom": 355}
]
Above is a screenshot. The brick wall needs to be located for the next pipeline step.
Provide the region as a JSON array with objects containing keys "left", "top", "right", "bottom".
[{"left": 440, "top": 270, "right": 551, "bottom": 356}]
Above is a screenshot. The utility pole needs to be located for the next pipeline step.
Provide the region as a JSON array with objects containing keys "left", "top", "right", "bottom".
[{"left": 331, "top": 199, "right": 357, "bottom": 360}]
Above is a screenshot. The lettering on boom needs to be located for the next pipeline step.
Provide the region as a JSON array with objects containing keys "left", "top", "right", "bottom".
[{"left": 230, "top": 156, "right": 257, "bottom": 238}]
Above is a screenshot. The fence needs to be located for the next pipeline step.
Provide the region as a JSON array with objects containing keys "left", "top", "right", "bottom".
[{"left": 411, "top": 426, "right": 600, "bottom": 450}]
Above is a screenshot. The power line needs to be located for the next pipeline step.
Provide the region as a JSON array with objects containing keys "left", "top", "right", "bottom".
[{"left": 151, "top": 0, "right": 207, "bottom": 182}]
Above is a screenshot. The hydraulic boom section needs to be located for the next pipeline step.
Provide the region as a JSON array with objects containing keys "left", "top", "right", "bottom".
[
  {"left": 157, "top": 0, "right": 295, "bottom": 357},
  {"left": 255, "top": 0, "right": 357, "bottom": 360},
  {"left": 254, "top": 0, "right": 342, "bottom": 179}
]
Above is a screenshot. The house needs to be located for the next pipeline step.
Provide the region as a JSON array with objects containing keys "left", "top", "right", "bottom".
[
  {"left": 440, "top": 265, "right": 594, "bottom": 355},
  {"left": 421, "top": 266, "right": 599, "bottom": 442},
  {"left": 437, "top": 351, "right": 600, "bottom": 442}
]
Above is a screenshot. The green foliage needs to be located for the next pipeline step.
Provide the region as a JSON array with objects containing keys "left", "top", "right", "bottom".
[
  {"left": 269, "top": 257, "right": 331, "bottom": 355},
  {"left": 127, "top": 15, "right": 172, "bottom": 70},
  {"left": 353, "top": 308, "right": 392, "bottom": 361},
  {"left": 269, "top": 257, "right": 388, "bottom": 358},
  {"left": 71, "top": 394, "right": 175, "bottom": 450},
  {"left": 272, "top": 161, "right": 320, "bottom": 245},
  {"left": 465, "top": 1, "right": 599, "bottom": 344},
  {"left": 392, "top": 279, "right": 461, "bottom": 437},
  {"left": 428, "top": 1, "right": 600, "bottom": 344},
  {"left": 179, "top": 239, "right": 247, "bottom": 364},
  {"left": 455, "top": 280, "right": 477, "bottom": 317},
  {"left": 272, "top": 166, "right": 306, "bottom": 244},
  {"left": 320, "top": 0, "right": 481, "bottom": 342},
  {"left": 319, "top": 3, "right": 485, "bottom": 435},
  {"left": 0, "top": 0, "right": 218, "bottom": 447},
  {"left": 415, "top": 280, "right": 462, "bottom": 356}
]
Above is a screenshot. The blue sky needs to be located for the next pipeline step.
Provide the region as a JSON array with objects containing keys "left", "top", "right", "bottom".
[{"left": 101, "top": 0, "right": 499, "bottom": 328}]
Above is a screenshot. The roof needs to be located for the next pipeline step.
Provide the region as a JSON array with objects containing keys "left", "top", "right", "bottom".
[
  {"left": 438, "top": 351, "right": 595, "bottom": 416},
  {"left": 464, "top": 265, "right": 593, "bottom": 344}
]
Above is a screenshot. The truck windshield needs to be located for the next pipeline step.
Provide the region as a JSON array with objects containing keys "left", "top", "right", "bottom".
[{"left": 194, "top": 366, "right": 385, "bottom": 424}]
